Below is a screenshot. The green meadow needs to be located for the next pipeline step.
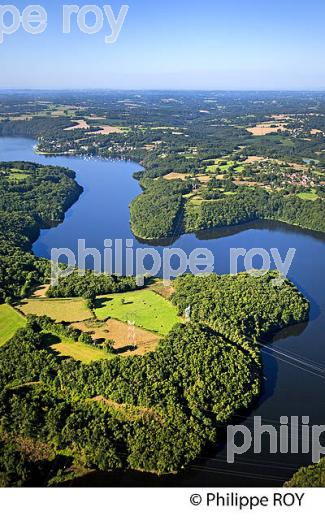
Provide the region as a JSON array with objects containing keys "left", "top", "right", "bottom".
[
  {"left": 49, "top": 339, "right": 113, "bottom": 364},
  {"left": 95, "top": 289, "right": 181, "bottom": 336},
  {"left": 297, "top": 191, "right": 319, "bottom": 201},
  {"left": 0, "top": 304, "right": 26, "bottom": 347},
  {"left": 206, "top": 159, "right": 245, "bottom": 174}
]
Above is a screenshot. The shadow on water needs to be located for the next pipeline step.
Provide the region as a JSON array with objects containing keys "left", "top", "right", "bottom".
[
  {"left": 194, "top": 218, "right": 325, "bottom": 244},
  {"left": 135, "top": 219, "right": 323, "bottom": 247},
  {"left": 138, "top": 218, "right": 325, "bottom": 249},
  {"left": 135, "top": 234, "right": 182, "bottom": 247}
]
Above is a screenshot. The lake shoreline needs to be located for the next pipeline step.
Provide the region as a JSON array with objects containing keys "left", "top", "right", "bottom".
[{"left": 1, "top": 136, "right": 325, "bottom": 487}]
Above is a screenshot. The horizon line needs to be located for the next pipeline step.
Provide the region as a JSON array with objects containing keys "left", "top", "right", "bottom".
[{"left": 1, "top": 87, "right": 325, "bottom": 93}]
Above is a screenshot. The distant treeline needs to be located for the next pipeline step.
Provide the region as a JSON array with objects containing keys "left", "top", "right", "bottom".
[
  {"left": 0, "top": 117, "right": 72, "bottom": 139},
  {"left": 47, "top": 270, "right": 138, "bottom": 299}
]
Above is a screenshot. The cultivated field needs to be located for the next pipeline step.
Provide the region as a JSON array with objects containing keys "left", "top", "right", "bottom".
[
  {"left": 243, "top": 156, "right": 265, "bottom": 164},
  {"left": 71, "top": 318, "right": 160, "bottom": 356},
  {"left": 205, "top": 158, "right": 245, "bottom": 174},
  {"left": 91, "top": 125, "right": 125, "bottom": 135},
  {"left": 17, "top": 298, "right": 93, "bottom": 323},
  {"left": 64, "top": 119, "right": 89, "bottom": 131},
  {"left": 8, "top": 172, "right": 29, "bottom": 181},
  {"left": 246, "top": 123, "right": 288, "bottom": 136},
  {"left": 0, "top": 304, "right": 26, "bottom": 347},
  {"left": 32, "top": 285, "right": 50, "bottom": 298},
  {"left": 163, "top": 172, "right": 189, "bottom": 180},
  {"left": 94, "top": 289, "right": 181, "bottom": 336}
]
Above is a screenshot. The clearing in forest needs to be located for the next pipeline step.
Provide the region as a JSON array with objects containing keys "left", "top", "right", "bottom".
[
  {"left": 0, "top": 304, "right": 26, "bottom": 347},
  {"left": 94, "top": 289, "right": 181, "bottom": 336},
  {"left": 17, "top": 298, "right": 92, "bottom": 323},
  {"left": 71, "top": 318, "right": 160, "bottom": 356},
  {"left": 90, "top": 125, "right": 125, "bottom": 135},
  {"left": 246, "top": 123, "right": 288, "bottom": 136},
  {"left": 49, "top": 340, "right": 112, "bottom": 363}
]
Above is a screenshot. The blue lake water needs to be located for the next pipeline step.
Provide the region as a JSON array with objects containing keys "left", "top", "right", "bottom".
[{"left": 1, "top": 136, "right": 325, "bottom": 486}]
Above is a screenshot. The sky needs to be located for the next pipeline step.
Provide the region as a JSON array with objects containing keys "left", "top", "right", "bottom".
[{"left": 0, "top": 0, "right": 324, "bottom": 90}]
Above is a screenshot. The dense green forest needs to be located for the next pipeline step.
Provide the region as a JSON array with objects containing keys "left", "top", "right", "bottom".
[
  {"left": 130, "top": 178, "right": 192, "bottom": 239},
  {"left": 0, "top": 117, "right": 72, "bottom": 140},
  {"left": 47, "top": 270, "right": 138, "bottom": 299},
  {"left": 185, "top": 188, "right": 325, "bottom": 235},
  {"left": 0, "top": 273, "right": 308, "bottom": 485},
  {"left": 284, "top": 458, "right": 325, "bottom": 487},
  {"left": 130, "top": 184, "right": 325, "bottom": 240},
  {"left": 0, "top": 162, "right": 83, "bottom": 302},
  {"left": 172, "top": 272, "right": 309, "bottom": 341}
]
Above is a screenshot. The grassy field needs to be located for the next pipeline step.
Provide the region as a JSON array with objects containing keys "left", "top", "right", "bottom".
[
  {"left": 50, "top": 340, "right": 113, "bottom": 363},
  {"left": 189, "top": 197, "right": 204, "bottom": 206},
  {"left": 206, "top": 159, "right": 245, "bottom": 174},
  {"left": 8, "top": 172, "right": 29, "bottom": 181},
  {"left": 297, "top": 191, "right": 319, "bottom": 201},
  {"left": 94, "top": 289, "right": 181, "bottom": 335},
  {"left": 0, "top": 304, "right": 26, "bottom": 347},
  {"left": 41, "top": 330, "right": 113, "bottom": 364},
  {"left": 17, "top": 298, "right": 93, "bottom": 323}
]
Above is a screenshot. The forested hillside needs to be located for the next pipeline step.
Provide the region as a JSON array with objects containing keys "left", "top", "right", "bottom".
[
  {"left": 130, "top": 178, "right": 192, "bottom": 239},
  {"left": 0, "top": 272, "right": 308, "bottom": 485},
  {"left": 185, "top": 189, "right": 325, "bottom": 235},
  {"left": 172, "top": 272, "right": 309, "bottom": 341},
  {"left": 0, "top": 161, "right": 83, "bottom": 301}
]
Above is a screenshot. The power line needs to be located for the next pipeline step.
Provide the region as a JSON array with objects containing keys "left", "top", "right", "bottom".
[
  {"left": 243, "top": 336, "right": 325, "bottom": 381},
  {"left": 189, "top": 464, "right": 282, "bottom": 482},
  {"left": 198, "top": 454, "right": 301, "bottom": 471},
  {"left": 258, "top": 341, "right": 325, "bottom": 375},
  {"left": 263, "top": 347, "right": 325, "bottom": 381}
]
